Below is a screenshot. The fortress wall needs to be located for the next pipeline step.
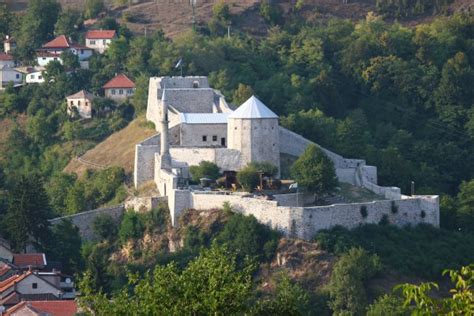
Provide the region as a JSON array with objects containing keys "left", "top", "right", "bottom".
[
  {"left": 146, "top": 79, "right": 161, "bottom": 127},
  {"left": 125, "top": 196, "right": 168, "bottom": 213},
  {"left": 134, "top": 134, "right": 161, "bottom": 188},
  {"left": 169, "top": 189, "right": 191, "bottom": 226},
  {"left": 169, "top": 190, "right": 439, "bottom": 240},
  {"left": 49, "top": 205, "right": 124, "bottom": 241},
  {"left": 169, "top": 147, "right": 242, "bottom": 171}
]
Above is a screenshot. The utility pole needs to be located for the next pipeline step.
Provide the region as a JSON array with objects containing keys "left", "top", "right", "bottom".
[
  {"left": 227, "top": 23, "right": 231, "bottom": 39},
  {"left": 190, "top": 0, "right": 197, "bottom": 31}
]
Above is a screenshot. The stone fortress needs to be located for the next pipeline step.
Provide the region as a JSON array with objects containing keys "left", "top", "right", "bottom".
[{"left": 134, "top": 76, "right": 439, "bottom": 240}]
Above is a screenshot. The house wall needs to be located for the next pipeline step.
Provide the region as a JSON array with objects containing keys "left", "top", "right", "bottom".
[
  {"left": 0, "top": 244, "right": 13, "bottom": 262},
  {"left": 69, "top": 48, "right": 93, "bottom": 60},
  {"left": 180, "top": 123, "right": 227, "bottom": 147},
  {"left": 26, "top": 72, "right": 44, "bottom": 84},
  {"left": 86, "top": 38, "right": 114, "bottom": 54},
  {"left": 66, "top": 97, "right": 92, "bottom": 119},
  {"left": 105, "top": 88, "right": 135, "bottom": 101},
  {"left": 37, "top": 56, "right": 62, "bottom": 67},
  {"left": 16, "top": 274, "right": 62, "bottom": 298},
  {"left": 169, "top": 147, "right": 241, "bottom": 171},
  {"left": 0, "top": 68, "right": 22, "bottom": 85},
  {"left": 0, "top": 60, "right": 14, "bottom": 68}
]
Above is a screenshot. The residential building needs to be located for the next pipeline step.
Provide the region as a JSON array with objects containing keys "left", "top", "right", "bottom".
[
  {"left": 3, "top": 36, "right": 16, "bottom": 54},
  {"left": 0, "top": 53, "right": 14, "bottom": 68},
  {"left": 36, "top": 51, "right": 62, "bottom": 67},
  {"left": 36, "top": 35, "right": 93, "bottom": 66},
  {"left": 0, "top": 272, "right": 64, "bottom": 303},
  {"left": 103, "top": 73, "right": 135, "bottom": 102},
  {"left": 25, "top": 69, "right": 45, "bottom": 84},
  {"left": 0, "top": 66, "right": 23, "bottom": 89},
  {"left": 12, "top": 254, "right": 47, "bottom": 271},
  {"left": 5, "top": 300, "right": 77, "bottom": 316},
  {"left": 66, "top": 90, "right": 95, "bottom": 119},
  {"left": 85, "top": 30, "right": 117, "bottom": 53}
]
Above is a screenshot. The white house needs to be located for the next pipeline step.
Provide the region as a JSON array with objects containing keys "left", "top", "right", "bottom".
[
  {"left": 36, "top": 35, "right": 93, "bottom": 66},
  {"left": 0, "top": 66, "right": 23, "bottom": 88},
  {"left": 85, "top": 30, "right": 117, "bottom": 53},
  {"left": 0, "top": 53, "right": 14, "bottom": 68},
  {"left": 25, "top": 69, "right": 45, "bottom": 84},
  {"left": 103, "top": 73, "right": 135, "bottom": 102},
  {"left": 0, "top": 272, "right": 64, "bottom": 301},
  {"left": 66, "top": 90, "right": 95, "bottom": 119}
]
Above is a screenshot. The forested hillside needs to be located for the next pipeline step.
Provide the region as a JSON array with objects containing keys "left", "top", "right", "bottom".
[{"left": 0, "top": 0, "right": 473, "bottom": 314}]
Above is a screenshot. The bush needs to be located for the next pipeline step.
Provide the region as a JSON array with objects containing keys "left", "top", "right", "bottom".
[
  {"left": 189, "top": 161, "right": 220, "bottom": 183},
  {"left": 119, "top": 211, "right": 145, "bottom": 243},
  {"left": 237, "top": 164, "right": 260, "bottom": 192},
  {"left": 92, "top": 214, "right": 117, "bottom": 240},
  {"left": 360, "top": 205, "right": 368, "bottom": 218},
  {"left": 249, "top": 161, "right": 278, "bottom": 177},
  {"left": 328, "top": 247, "right": 381, "bottom": 315}
]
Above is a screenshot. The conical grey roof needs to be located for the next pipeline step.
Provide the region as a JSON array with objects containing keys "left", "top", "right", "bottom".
[{"left": 228, "top": 95, "right": 278, "bottom": 119}]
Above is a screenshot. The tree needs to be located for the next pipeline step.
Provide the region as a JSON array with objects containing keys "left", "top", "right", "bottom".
[
  {"left": 55, "top": 9, "right": 82, "bottom": 41},
  {"left": 328, "top": 247, "right": 381, "bottom": 315},
  {"left": 394, "top": 265, "right": 474, "bottom": 315},
  {"left": 290, "top": 144, "right": 337, "bottom": 201},
  {"left": 49, "top": 219, "right": 83, "bottom": 274},
  {"left": 249, "top": 161, "right": 278, "bottom": 177},
  {"left": 46, "top": 173, "right": 77, "bottom": 215},
  {"left": 118, "top": 211, "right": 145, "bottom": 243},
  {"left": 232, "top": 84, "right": 254, "bottom": 105},
  {"left": 84, "top": 0, "right": 104, "bottom": 19},
  {"left": 456, "top": 179, "right": 474, "bottom": 230},
  {"left": 366, "top": 295, "right": 408, "bottom": 315},
  {"left": 79, "top": 243, "right": 256, "bottom": 315},
  {"left": 189, "top": 161, "right": 220, "bottom": 183},
  {"left": 4, "top": 176, "right": 53, "bottom": 252},
  {"left": 237, "top": 164, "right": 260, "bottom": 192}
]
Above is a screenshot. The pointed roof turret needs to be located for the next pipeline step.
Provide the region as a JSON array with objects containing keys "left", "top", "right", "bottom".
[{"left": 228, "top": 95, "right": 278, "bottom": 119}]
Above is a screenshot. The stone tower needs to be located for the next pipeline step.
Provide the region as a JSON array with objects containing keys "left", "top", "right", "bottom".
[
  {"left": 228, "top": 95, "right": 280, "bottom": 176},
  {"left": 160, "top": 89, "right": 172, "bottom": 170}
]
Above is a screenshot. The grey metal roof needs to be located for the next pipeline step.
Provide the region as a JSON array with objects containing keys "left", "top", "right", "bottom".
[
  {"left": 179, "top": 112, "right": 229, "bottom": 124},
  {"left": 228, "top": 95, "right": 278, "bottom": 119}
]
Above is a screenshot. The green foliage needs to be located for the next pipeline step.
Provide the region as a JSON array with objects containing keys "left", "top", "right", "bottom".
[
  {"left": 394, "top": 265, "right": 474, "bottom": 315},
  {"left": 93, "top": 214, "right": 118, "bottom": 241},
  {"left": 208, "top": 1, "right": 231, "bottom": 35},
  {"left": 189, "top": 160, "right": 221, "bottom": 183},
  {"left": 118, "top": 211, "right": 145, "bottom": 243},
  {"left": 55, "top": 9, "right": 83, "bottom": 41},
  {"left": 237, "top": 164, "right": 260, "bottom": 192},
  {"left": 260, "top": 0, "right": 283, "bottom": 25},
  {"left": 79, "top": 243, "right": 256, "bottom": 315},
  {"left": 249, "top": 161, "right": 278, "bottom": 177},
  {"left": 315, "top": 224, "right": 474, "bottom": 278},
  {"left": 376, "top": 0, "right": 451, "bottom": 17},
  {"left": 4, "top": 176, "right": 53, "bottom": 252},
  {"left": 48, "top": 219, "right": 84, "bottom": 274},
  {"left": 216, "top": 213, "right": 280, "bottom": 263},
  {"left": 328, "top": 247, "right": 381, "bottom": 315},
  {"left": 253, "top": 274, "right": 310, "bottom": 315},
  {"left": 366, "top": 294, "right": 408, "bottom": 316},
  {"left": 290, "top": 144, "right": 337, "bottom": 198},
  {"left": 84, "top": 0, "right": 104, "bottom": 19}
]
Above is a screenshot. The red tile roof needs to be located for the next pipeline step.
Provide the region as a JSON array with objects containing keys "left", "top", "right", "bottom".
[
  {"left": 0, "top": 264, "right": 12, "bottom": 277},
  {"left": 66, "top": 90, "right": 95, "bottom": 100},
  {"left": 0, "top": 53, "right": 14, "bottom": 61},
  {"left": 28, "top": 300, "right": 77, "bottom": 316},
  {"left": 36, "top": 51, "right": 62, "bottom": 58},
  {"left": 103, "top": 73, "right": 135, "bottom": 89},
  {"left": 42, "top": 35, "right": 71, "bottom": 49},
  {"left": 0, "top": 273, "right": 30, "bottom": 292},
  {"left": 12, "top": 253, "right": 47, "bottom": 267},
  {"left": 86, "top": 30, "right": 117, "bottom": 39}
]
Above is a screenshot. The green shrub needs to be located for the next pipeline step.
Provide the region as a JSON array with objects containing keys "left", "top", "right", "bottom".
[
  {"left": 249, "top": 161, "right": 278, "bottom": 177},
  {"left": 119, "top": 211, "right": 145, "bottom": 242},
  {"left": 379, "top": 214, "right": 390, "bottom": 225},
  {"left": 189, "top": 161, "right": 220, "bottom": 183},
  {"left": 237, "top": 164, "right": 260, "bottom": 192},
  {"left": 92, "top": 214, "right": 117, "bottom": 240},
  {"left": 360, "top": 205, "right": 368, "bottom": 218}
]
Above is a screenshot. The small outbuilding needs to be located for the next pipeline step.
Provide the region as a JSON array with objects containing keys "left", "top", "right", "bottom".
[
  {"left": 85, "top": 30, "right": 117, "bottom": 53},
  {"left": 103, "top": 73, "right": 135, "bottom": 102},
  {"left": 66, "top": 90, "right": 95, "bottom": 119}
]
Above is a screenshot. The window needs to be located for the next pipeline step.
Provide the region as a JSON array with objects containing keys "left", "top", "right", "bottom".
[
  {"left": 202, "top": 136, "right": 207, "bottom": 142},
  {"left": 32, "top": 283, "right": 38, "bottom": 289},
  {"left": 90, "top": 40, "right": 96, "bottom": 45},
  {"left": 70, "top": 101, "right": 73, "bottom": 106},
  {"left": 103, "top": 40, "right": 106, "bottom": 45},
  {"left": 78, "top": 101, "right": 81, "bottom": 106},
  {"left": 85, "top": 102, "right": 88, "bottom": 107},
  {"left": 212, "top": 135, "right": 217, "bottom": 141},
  {"left": 54, "top": 57, "right": 57, "bottom": 61},
  {"left": 42, "top": 57, "right": 46, "bottom": 60},
  {"left": 31, "top": 75, "right": 35, "bottom": 79},
  {"left": 128, "top": 89, "right": 133, "bottom": 94},
  {"left": 81, "top": 49, "right": 84, "bottom": 54},
  {"left": 119, "top": 89, "right": 123, "bottom": 95},
  {"left": 112, "top": 89, "right": 116, "bottom": 95},
  {"left": 15, "top": 74, "right": 19, "bottom": 79},
  {"left": 38, "top": 75, "right": 42, "bottom": 80}
]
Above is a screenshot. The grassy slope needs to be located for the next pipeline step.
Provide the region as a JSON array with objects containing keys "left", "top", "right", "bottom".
[{"left": 63, "top": 116, "right": 156, "bottom": 176}]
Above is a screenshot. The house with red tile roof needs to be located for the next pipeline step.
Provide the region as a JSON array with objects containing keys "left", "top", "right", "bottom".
[
  {"left": 103, "top": 73, "right": 135, "bottom": 102},
  {"left": 12, "top": 254, "right": 47, "bottom": 270},
  {"left": 0, "top": 272, "right": 64, "bottom": 303},
  {"left": 36, "top": 35, "right": 93, "bottom": 66},
  {"left": 0, "top": 52, "right": 14, "bottom": 68},
  {"left": 3, "top": 35, "right": 16, "bottom": 54},
  {"left": 5, "top": 300, "right": 77, "bottom": 316},
  {"left": 85, "top": 30, "right": 117, "bottom": 53}
]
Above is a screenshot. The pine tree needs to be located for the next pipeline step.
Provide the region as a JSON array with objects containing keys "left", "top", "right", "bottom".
[{"left": 5, "top": 176, "right": 53, "bottom": 252}]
